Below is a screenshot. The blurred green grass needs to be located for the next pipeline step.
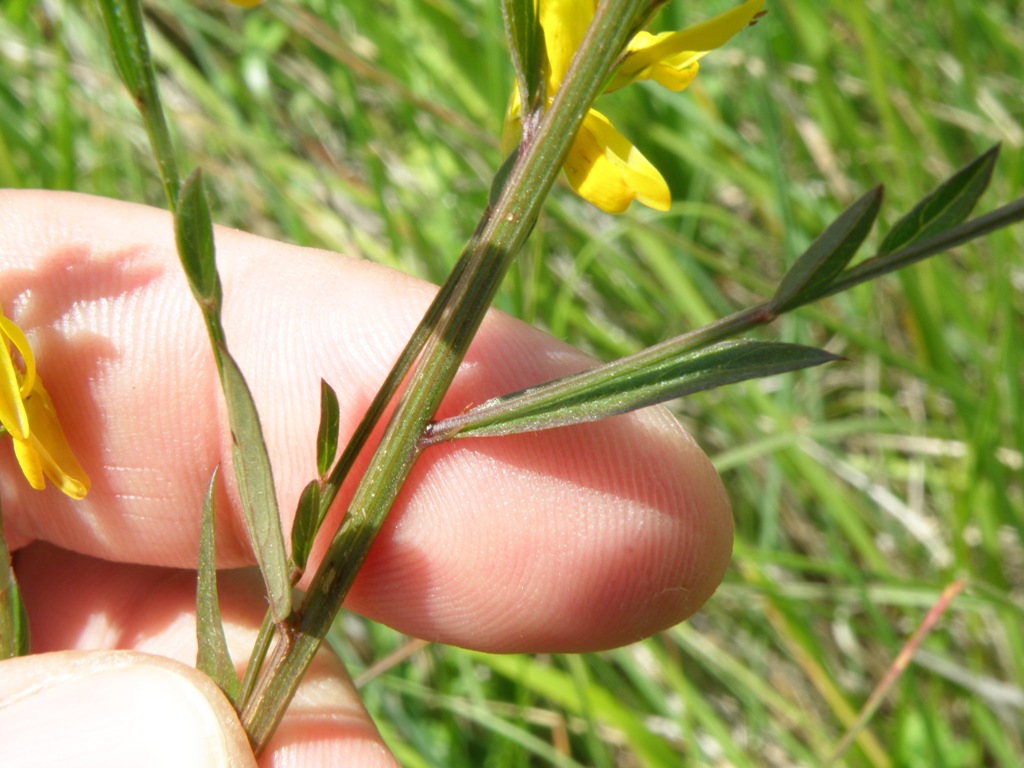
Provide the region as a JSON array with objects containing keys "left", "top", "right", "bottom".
[{"left": 4, "top": 0, "right": 1023, "bottom": 764}]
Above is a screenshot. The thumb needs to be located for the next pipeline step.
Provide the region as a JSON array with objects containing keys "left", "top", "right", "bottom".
[{"left": 0, "top": 650, "right": 255, "bottom": 767}]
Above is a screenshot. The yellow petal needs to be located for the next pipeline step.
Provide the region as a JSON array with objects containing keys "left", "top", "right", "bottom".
[
  {"left": 610, "top": 0, "right": 765, "bottom": 91},
  {"left": 563, "top": 109, "right": 670, "bottom": 214},
  {"left": 11, "top": 437, "right": 44, "bottom": 491},
  {"left": 539, "top": 0, "right": 597, "bottom": 89},
  {"left": 0, "top": 315, "right": 36, "bottom": 398},
  {"left": 226, "top": 0, "right": 263, "bottom": 7},
  {"left": 618, "top": 31, "right": 702, "bottom": 92},
  {"left": 0, "top": 317, "right": 31, "bottom": 441},
  {"left": 18, "top": 378, "right": 90, "bottom": 499},
  {"left": 502, "top": 88, "right": 524, "bottom": 156}
]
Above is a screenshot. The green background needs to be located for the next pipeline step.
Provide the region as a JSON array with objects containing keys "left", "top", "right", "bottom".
[{"left": 3, "top": 0, "right": 1023, "bottom": 764}]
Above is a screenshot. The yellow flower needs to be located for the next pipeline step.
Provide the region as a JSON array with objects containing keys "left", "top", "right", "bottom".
[
  {"left": 503, "top": 0, "right": 766, "bottom": 213},
  {"left": 0, "top": 310, "right": 89, "bottom": 500}
]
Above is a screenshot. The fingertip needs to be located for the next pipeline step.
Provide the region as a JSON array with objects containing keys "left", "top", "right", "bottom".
[
  {"left": 0, "top": 651, "right": 256, "bottom": 768},
  {"left": 342, "top": 403, "right": 733, "bottom": 652}
]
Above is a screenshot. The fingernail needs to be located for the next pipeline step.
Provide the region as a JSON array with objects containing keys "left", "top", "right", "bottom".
[{"left": 1, "top": 664, "right": 238, "bottom": 767}]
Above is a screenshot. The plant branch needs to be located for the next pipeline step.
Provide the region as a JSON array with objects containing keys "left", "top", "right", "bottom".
[{"left": 238, "top": 0, "right": 657, "bottom": 751}]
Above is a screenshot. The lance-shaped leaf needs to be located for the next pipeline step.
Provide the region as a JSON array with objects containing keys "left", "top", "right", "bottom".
[
  {"left": 423, "top": 340, "right": 840, "bottom": 443},
  {"left": 824, "top": 195, "right": 1024, "bottom": 300},
  {"left": 196, "top": 468, "right": 241, "bottom": 702},
  {"left": 772, "top": 186, "right": 882, "bottom": 312},
  {"left": 316, "top": 380, "right": 340, "bottom": 479},
  {"left": 174, "top": 169, "right": 223, "bottom": 313},
  {"left": 289, "top": 479, "right": 322, "bottom": 576},
  {"left": 503, "top": 0, "right": 545, "bottom": 122},
  {"left": 96, "top": 0, "right": 148, "bottom": 99},
  {"left": 217, "top": 344, "right": 292, "bottom": 622},
  {"left": 877, "top": 144, "right": 1000, "bottom": 255}
]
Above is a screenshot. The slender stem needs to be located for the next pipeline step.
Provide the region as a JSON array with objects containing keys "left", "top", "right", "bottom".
[
  {"left": 240, "top": 0, "right": 655, "bottom": 750},
  {"left": 236, "top": 608, "right": 276, "bottom": 712},
  {"left": 315, "top": 224, "right": 478, "bottom": 512},
  {"left": 0, "top": 495, "right": 28, "bottom": 659},
  {"left": 96, "top": 0, "right": 180, "bottom": 208}
]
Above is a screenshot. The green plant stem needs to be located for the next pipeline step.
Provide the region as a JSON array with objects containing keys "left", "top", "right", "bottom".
[
  {"left": 423, "top": 188, "right": 1024, "bottom": 445},
  {"left": 0, "top": 495, "right": 29, "bottom": 659},
  {"left": 239, "top": 0, "right": 656, "bottom": 751},
  {"left": 236, "top": 610, "right": 276, "bottom": 710},
  {"left": 95, "top": 0, "right": 180, "bottom": 209}
]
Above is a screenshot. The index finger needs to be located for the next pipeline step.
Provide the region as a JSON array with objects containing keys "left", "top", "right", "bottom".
[{"left": 0, "top": 190, "right": 731, "bottom": 651}]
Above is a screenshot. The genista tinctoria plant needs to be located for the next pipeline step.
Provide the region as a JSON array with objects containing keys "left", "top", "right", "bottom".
[{"left": 2, "top": 0, "right": 1018, "bottom": 758}]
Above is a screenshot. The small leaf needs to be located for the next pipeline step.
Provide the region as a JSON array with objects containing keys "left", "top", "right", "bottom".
[
  {"left": 772, "top": 186, "right": 882, "bottom": 312},
  {"left": 424, "top": 341, "right": 840, "bottom": 442},
  {"left": 175, "top": 169, "right": 223, "bottom": 309},
  {"left": 877, "top": 144, "right": 1000, "bottom": 255},
  {"left": 96, "top": 0, "right": 150, "bottom": 111},
  {"left": 489, "top": 149, "right": 520, "bottom": 207},
  {"left": 217, "top": 344, "right": 292, "bottom": 622},
  {"left": 502, "top": 0, "right": 545, "bottom": 118},
  {"left": 825, "top": 194, "right": 1024, "bottom": 299},
  {"left": 289, "top": 479, "right": 321, "bottom": 575},
  {"left": 196, "top": 468, "right": 241, "bottom": 702},
  {"left": 316, "top": 380, "right": 340, "bottom": 479}
]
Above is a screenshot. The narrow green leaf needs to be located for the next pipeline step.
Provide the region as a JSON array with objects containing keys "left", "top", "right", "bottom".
[
  {"left": 289, "top": 480, "right": 321, "bottom": 575},
  {"left": 174, "top": 169, "right": 222, "bottom": 310},
  {"left": 95, "top": 0, "right": 149, "bottom": 112},
  {"left": 217, "top": 344, "right": 292, "bottom": 622},
  {"left": 877, "top": 144, "right": 1000, "bottom": 255},
  {"left": 502, "top": 0, "right": 545, "bottom": 120},
  {"left": 316, "top": 380, "right": 340, "bottom": 479},
  {"left": 0, "top": 497, "right": 29, "bottom": 658},
  {"left": 196, "top": 468, "right": 241, "bottom": 702},
  {"left": 424, "top": 341, "right": 840, "bottom": 442},
  {"left": 825, "top": 195, "right": 1024, "bottom": 299},
  {"left": 772, "top": 186, "right": 882, "bottom": 312},
  {"left": 489, "top": 149, "right": 520, "bottom": 207}
]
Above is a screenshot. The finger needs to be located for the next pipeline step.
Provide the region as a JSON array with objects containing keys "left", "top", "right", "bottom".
[
  {"left": 0, "top": 190, "right": 731, "bottom": 650},
  {"left": 11, "top": 542, "right": 400, "bottom": 768},
  {"left": 0, "top": 651, "right": 256, "bottom": 768}
]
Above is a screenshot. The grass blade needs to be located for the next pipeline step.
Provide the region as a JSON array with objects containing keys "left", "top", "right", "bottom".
[{"left": 825, "top": 580, "right": 965, "bottom": 766}]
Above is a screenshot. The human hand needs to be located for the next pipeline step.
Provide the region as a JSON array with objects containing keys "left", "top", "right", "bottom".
[{"left": 0, "top": 190, "right": 732, "bottom": 766}]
